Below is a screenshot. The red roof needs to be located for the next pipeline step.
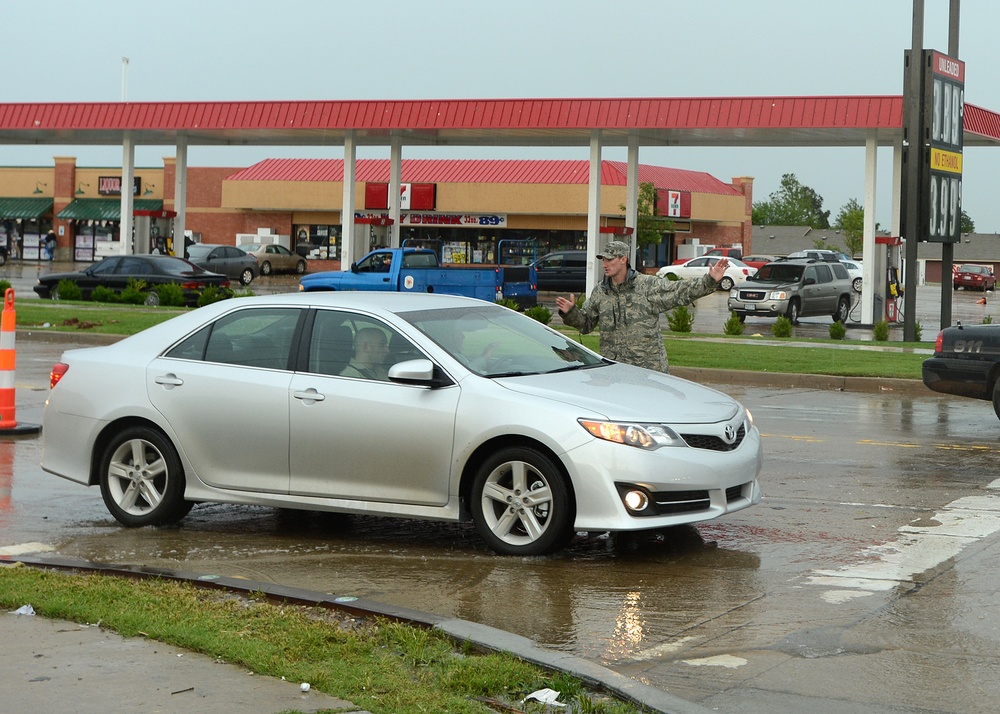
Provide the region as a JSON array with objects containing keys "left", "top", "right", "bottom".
[
  {"left": 225, "top": 158, "right": 740, "bottom": 195},
  {"left": 1, "top": 95, "right": 998, "bottom": 148}
]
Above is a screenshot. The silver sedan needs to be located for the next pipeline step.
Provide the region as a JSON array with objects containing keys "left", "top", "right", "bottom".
[{"left": 40, "top": 292, "right": 763, "bottom": 555}]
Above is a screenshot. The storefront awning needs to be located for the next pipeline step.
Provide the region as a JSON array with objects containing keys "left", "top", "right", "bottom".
[
  {"left": 57, "top": 198, "right": 163, "bottom": 222},
  {"left": 0, "top": 196, "right": 54, "bottom": 219}
]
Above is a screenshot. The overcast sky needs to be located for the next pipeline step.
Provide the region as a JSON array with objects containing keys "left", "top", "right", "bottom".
[{"left": 6, "top": 1, "right": 1000, "bottom": 231}]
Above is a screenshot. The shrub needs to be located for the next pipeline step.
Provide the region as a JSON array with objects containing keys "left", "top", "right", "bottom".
[
  {"left": 984, "top": 315, "right": 994, "bottom": 325},
  {"left": 90, "top": 286, "right": 119, "bottom": 303},
  {"left": 156, "top": 282, "right": 186, "bottom": 307},
  {"left": 118, "top": 278, "right": 148, "bottom": 305},
  {"left": 723, "top": 312, "right": 745, "bottom": 336},
  {"left": 913, "top": 321, "right": 922, "bottom": 343},
  {"left": 829, "top": 320, "right": 847, "bottom": 340},
  {"left": 873, "top": 318, "right": 890, "bottom": 341},
  {"left": 54, "top": 279, "right": 83, "bottom": 301},
  {"left": 197, "top": 285, "right": 231, "bottom": 307},
  {"left": 772, "top": 316, "right": 793, "bottom": 338},
  {"left": 494, "top": 297, "right": 521, "bottom": 311},
  {"left": 667, "top": 304, "right": 694, "bottom": 332},
  {"left": 524, "top": 305, "right": 552, "bottom": 325},
  {"left": 0, "top": 279, "right": 11, "bottom": 295}
]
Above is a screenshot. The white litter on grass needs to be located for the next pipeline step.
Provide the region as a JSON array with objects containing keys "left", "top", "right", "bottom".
[
  {"left": 682, "top": 654, "right": 748, "bottom": 668},
  {"left": 300, "top": 682, "right": 310, "bottom": 692},
  {"left": 10, "top": 604, "right": 35, "bottom": 616},
  {"left": 522, "top": 688, "right": 566, "bottom": 707}
]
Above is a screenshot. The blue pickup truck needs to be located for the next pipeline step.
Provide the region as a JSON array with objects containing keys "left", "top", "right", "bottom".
[{"left": 299, "top": 247, "right": 537, "bottom": 308}]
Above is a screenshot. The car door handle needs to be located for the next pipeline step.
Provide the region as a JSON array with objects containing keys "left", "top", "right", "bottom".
[
  {"left": 154, "top": 374, "right": 184, "bottom": 388},
  {"left": 293, "top": 388, "right": 326, "bottom": 403}
]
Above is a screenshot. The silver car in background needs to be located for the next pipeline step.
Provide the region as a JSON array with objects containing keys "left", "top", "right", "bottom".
[{"left": 41, "top": 293, "right": 762, "bottom": 556}]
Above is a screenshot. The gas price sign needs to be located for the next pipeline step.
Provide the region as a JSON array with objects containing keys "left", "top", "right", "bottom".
[{"left": 925, "top": 50, "right": 964, "bottom": 243}]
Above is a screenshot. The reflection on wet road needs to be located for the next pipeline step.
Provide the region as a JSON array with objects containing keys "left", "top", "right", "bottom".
[{"left": 7, "top": 309, "right": 1000, "bottom": 710}]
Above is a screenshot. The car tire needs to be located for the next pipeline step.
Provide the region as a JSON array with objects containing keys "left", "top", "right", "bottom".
[
  {"left": 50, "top": 284, "right": 61, "bottom": 301},
  {"left": 954, "top": 284, "right": 960, "bottom": 290},
  {"left": 833, "top": 296, "right": 850, "bottom": 323},
  {"left": 735, "top": 312, "right": 746, "bottom": 323},
  {"left": 260, "top": 261, "right": 272, "bottom": 276},
  {"left": 993, "top": 380, "right": 1000, "bottom": 421},
  {"left": 239, "top": 268, "right": 254, "bottom": 285},
  {"left": 852, "top": 277, "right": 863, "bottom": 293},
  {"left": 787, "top": 299, "right": 800, "bottom": 324},
  {"left": 719, "top": 277, "right": 735, "bottom": 291},
  {"left": 144, "top": 291, "right": 160, "bottom": 307},
  {"left": 471, "top": 446, "right": 573, "bottom": 556},
  {"left": 295, "top": 260, "right": 307, "bottom": 274},
  {"left": 0, "top": 250, "right": 6, "bottom": 266},
  {"left": 99, "top": 426, "right": 193, "bottom": 527}
]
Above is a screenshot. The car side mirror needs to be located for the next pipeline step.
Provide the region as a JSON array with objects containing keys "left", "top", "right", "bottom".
[
  {"left": 803, "top": 277, "right": 816, "bottom": 286},
  {"left": 388, "top": 359, "right": 452, "bottom": 388},
  {"left": 350, "top": 262, "right": 359, "bottom": 273}
]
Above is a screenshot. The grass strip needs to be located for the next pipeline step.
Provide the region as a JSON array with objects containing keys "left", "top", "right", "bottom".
[{"left": 0, "top": 565, "right": 646, "bottom": 714}]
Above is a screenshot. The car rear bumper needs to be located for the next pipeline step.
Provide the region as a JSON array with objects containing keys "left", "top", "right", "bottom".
[{"left": 922, "top": 356, "right": 992, "bottom": 400}]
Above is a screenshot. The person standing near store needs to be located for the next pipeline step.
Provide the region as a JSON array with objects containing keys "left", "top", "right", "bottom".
[
  {"left": 555, "top": 240, "right": 728, "bottom": 373},
  {"left": 44, "top": 230, "right": 57, "bottom": 260}
]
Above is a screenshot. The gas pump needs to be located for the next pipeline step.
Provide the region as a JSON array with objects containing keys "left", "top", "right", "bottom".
[
  {"left": 873, "top": 236, "right": 903, "bottom": 322},
  {"left": 133, "top": 209, "right": 177, "bottom": 255}
]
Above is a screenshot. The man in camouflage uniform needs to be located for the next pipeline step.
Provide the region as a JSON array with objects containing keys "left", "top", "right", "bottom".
[{"left": 555, "top": 240, "right": 729, "bottom": 373}]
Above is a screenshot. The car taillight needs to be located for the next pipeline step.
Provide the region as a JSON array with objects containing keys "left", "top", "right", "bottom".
[
  {"left": 50, "top": 362, "right": 69, "bottom": 389},
  {"left": 934, "top": 332, "right": 944, "bottom": 353}
]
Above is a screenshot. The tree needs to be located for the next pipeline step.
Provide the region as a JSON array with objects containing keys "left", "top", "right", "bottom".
[
  {"left": 833, "top": 198, "right": 865, "bottom": 258},
  {"left": 620, "top": 182, "right": 674, "bottom": 255},
  {"left": 752, "top": 173, "right": 831, "bottom": 228},
  {"left": 961, "top": 208, "right": 975, "bottom": 234}
]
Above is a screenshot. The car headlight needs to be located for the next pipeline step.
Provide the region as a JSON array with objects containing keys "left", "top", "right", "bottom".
[
  {"left": 729, "top": 288, "right": 738, "bottom": 298},
  {"left": 768, "top": 291, "right": 788, "bottom": 300},
  {"left": 578, "top": 419, "right": 685, "bottom": 450}
]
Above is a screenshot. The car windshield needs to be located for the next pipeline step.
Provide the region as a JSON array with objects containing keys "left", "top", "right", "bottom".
[
  {"left": 749, "top": 263, "right": 804, "bottom": 283},
  {"left": 400, "top": 305, "right": 605, "bottom": 377},
  {"left": 959, "top": 265, "right": 985, "bottom": 274}
]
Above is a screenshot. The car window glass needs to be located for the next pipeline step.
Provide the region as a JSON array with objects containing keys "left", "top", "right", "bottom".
[
  {"left": 90, "top": 257, "right": 120, "bottom": 275},
  {"left": 830, "top": 263, "right": 849, "bottom": 279},
  {"left": 403, "top": 305, "right": 603, "bottom": 376},
  {"left": 166, "top": 308, "right": 301, "bottom": 369},
  {"left": 814, "top": 264, "right": 833, "bottom": 283},
  {"left": 276, "top": 245, "right": 291, "bottom": 256},
  {"left": 307, "top": 310, "right": 417, "bottom": 380},
  {"left": 119, "top": 257, "right": 150, "bottom": 275}
]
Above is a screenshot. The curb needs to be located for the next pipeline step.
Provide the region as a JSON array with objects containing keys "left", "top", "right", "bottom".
[{"left": 5, "top": 554, "right": 712, "bottom": 714}]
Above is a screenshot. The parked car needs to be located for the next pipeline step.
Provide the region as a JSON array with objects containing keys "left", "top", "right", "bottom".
[
  {"left": 727, "top": 258, "right": 853, "bottom": 323},
  {"left": 785, "top": 249, "right": 851, "bottom": 263},
  {"left": 741, "top": 254, "right": 777, "bottom": 270},
  {"left": 923, "top": 323, "right": 1000, "bottom": 419},
  {"left": 841, "top": 259, "right": 864, "bottom": 293},
  {"left": 39, "top": 292, "right": 762, "bottom": 556},
  {"left": 33, "top": 254, "right": 232, "bottom": 306},
  {"left": 658, "top": 256, "right": 753, "bottom": 291},
  {"left": 532, "top": 250, "right": 587, "bottom": 292},
  {"left": 703, "top": 247, "right": 743, "bottom": 260},
  {"left": 186, "top": 243, "right": 258, "bottom": 286},
  {"left": 953, "top": 264, "right": 996, "bottom": 291},
  {"left": 240, "top": 242, "right": 308, "bottom": 275}
]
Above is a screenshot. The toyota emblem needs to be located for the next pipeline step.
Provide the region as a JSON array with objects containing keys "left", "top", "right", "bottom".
[{"left": 723, "top": 424, "right": 737, "bottom": 443}]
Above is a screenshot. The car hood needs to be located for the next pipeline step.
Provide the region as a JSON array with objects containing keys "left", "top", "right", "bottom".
[
  {"left": 494, "top": 363, "right": 740, "bottom": 424},
  {"left": 742, "top": 277, "right": 798, "bottom": 289}
]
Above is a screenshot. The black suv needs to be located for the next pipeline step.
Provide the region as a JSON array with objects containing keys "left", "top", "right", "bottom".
[
  {"left": 727, "top": 258, "right": 853, "bottom": 323},
  {"left": 532, "top": 250, "right": 587, "bottom": 292}
]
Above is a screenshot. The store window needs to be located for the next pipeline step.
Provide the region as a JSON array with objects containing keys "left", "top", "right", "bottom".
[{"left": 294, "top": 224, "right": 339, "bottom": 259}]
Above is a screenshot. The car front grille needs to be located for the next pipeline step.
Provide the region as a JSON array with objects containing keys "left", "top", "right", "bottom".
[
  {"left": 738, "top": 289, "right": 767, "bottom": 301},
  {"left": 680, "top": 424, "right": 746, "bottom": 451},
  {"left": 646, "top": 483, "right": 750, "bottom": 516}
]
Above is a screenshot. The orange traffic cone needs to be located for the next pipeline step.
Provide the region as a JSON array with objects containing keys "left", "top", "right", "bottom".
[{"left": 0, "top": 288, "right": 41, "bottom": 436}]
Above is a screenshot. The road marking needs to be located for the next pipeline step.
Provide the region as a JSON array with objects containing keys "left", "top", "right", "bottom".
[
  {"left": 0, "top": 542, "right": 55, "bottom": 556},
  {"left": 681, "top": 654, "right": 748, "bottom": 669},
  {"left": 807, "top": 481, "right": 1000, "bottom": 603}
]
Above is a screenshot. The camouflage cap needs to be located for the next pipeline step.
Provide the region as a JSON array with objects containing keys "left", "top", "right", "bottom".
[{"left": 596, "top": 240, "right": 631, "bottom": 259}]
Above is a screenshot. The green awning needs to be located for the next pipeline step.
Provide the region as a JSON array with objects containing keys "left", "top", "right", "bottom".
[
  {"left": 0, "top": 196, "right": 54, "bottom": 219},
  {"left": 57, "top": 198, "right": 164, "bottom": 221}
]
